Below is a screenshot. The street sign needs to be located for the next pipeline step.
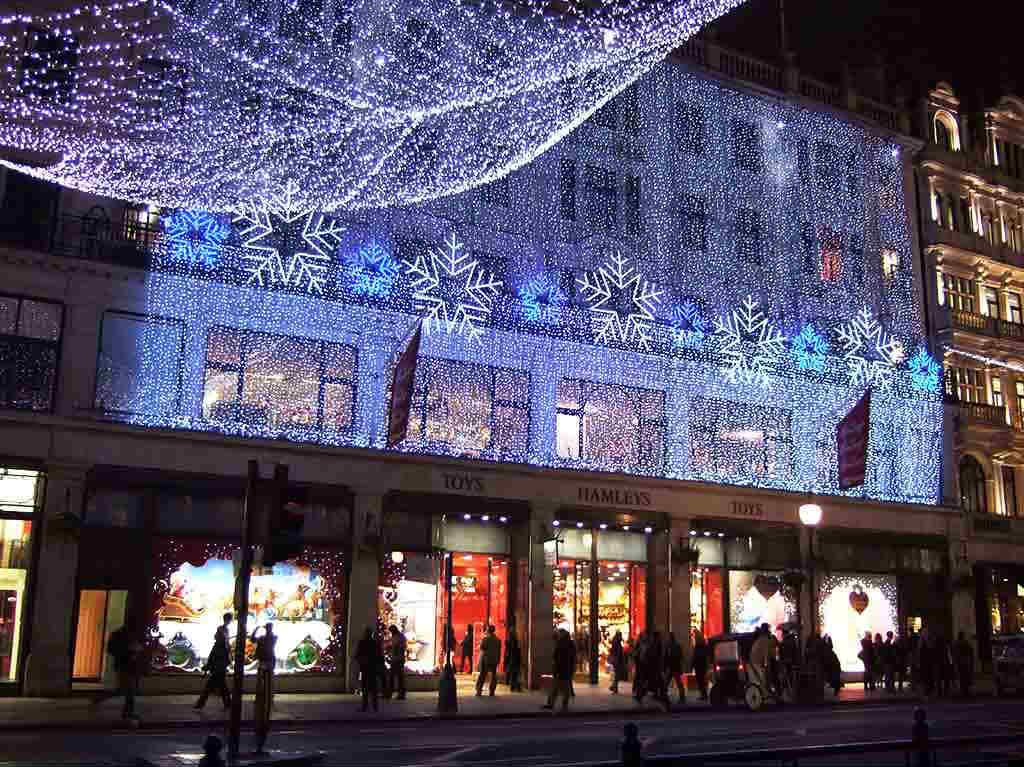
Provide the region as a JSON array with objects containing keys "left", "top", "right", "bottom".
[
  {"left": 837, "top": 390, "right": 871, "bottom": 490},
  {"left": 387, "top": 321, "right": 422, "bottom": 448}
]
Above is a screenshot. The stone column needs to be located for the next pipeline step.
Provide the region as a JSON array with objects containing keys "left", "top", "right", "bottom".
[
  {"left": 345, "top": 490, "right": 383, "bottom": 692},
  {"left": 527, "top": 502, "right": 557, "bottom": 690},
  {"left": 648, "top": 528, "right": 671, "bottom": 637},
  {"left": 668, "top": 520, "right": 692, "bottom": 659},
  {"left": 23, "top": 463, "right": 88, "bottom": 697},
  {"left": 947, "top": 516, "right": 976, "bottom": 657}
]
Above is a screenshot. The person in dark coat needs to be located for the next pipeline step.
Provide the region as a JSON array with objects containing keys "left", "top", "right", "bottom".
[
  {"left": 953, "top": 631, "right": 974, "bottom": 698},
  {"left": 609, "top": 631, "right": 626, "bottom": 694},
  {"left": 690, "top": 631, "right": 710, "bottom": 701},
  {"left": 893, "top": 634, "right": 908, "bottom": 692},
  {"left": 632, "top": 632, "right": 648, "bottom": 702},
  {"left": 388, "top": 625, "right": 407, "bottom": 699},
  {"left": 92, "top": 614, "right": 143, "bottom": 719},
  {"left": 354, "top": 627, "right": 382, "bottom": 712},
  {"left": 504, "top": 623, "right": 523, "bottom": 692},
  {"left": 643, "top": 631, "right": 669, "bottom": 709},
  {"left": 860, "top": 632, "right": 876, "bottom": 691},
  {"left": 460, "top": 625, "right": 474, "bottom": 673},
  {"left": 934, "top": 633, "right": 953, "bottom": 697},
  {"left": 194, "top": 612, "right": 233, "bottom": 710},
  {"left": 823, "top": 635, "right": 842, "bottom": 695},
  {"left": 544, "top": 629, "right": 574, "bottom": 713},
  {"left": 665, "top": 632, "right": 686, "bottom": 703},
  {"left": 916, "top": 629, "right": 935, "bottom": 696},
  {"left": 882, "top": 631, "right": 896, "bottom": 692}
]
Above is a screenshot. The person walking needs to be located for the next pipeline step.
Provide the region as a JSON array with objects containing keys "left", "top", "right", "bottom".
[
  {"left": 916, "top": 628, "right": 934, "bottom": 697},
  {"left": 935, "top": 633, "right": 953, "bottom": 697},
  {"left": 822, "top": 635, "right": 841, "bottom": 696},
  {"left": 476, "top": 624, "right": 502, "bottom": 696},
  {"left": 882, "top": 632, "right": 896, "bottom": 692},
  {"left": 892, "top": 633, "right": 908, "bottom": 692},
  {"left": 643, "top": 631, "right": 669, "bottom": 709},
  {"left": 665, "top": 632, "right": 686, "bottom": 704},
  {"left": 953, "top": 631, "right": 974, "bottom": 698},
  {"left": 354, "top": 627, "right": 381, "bottom": 712},
  {"left": 194, "top": 612, "right": 233, "bottom": 710},
  {"left": 872, "top": 633, "right": 885, "bottom": 692},
  {"left": 609, "top": 631, "right": 626, "bottom": 694},
  {"left": 504, "top": 623, "right": 522, "bottom": 692},
  {"left": 459, "top": 625, "right": 474, "bottom": 674},
  {"left": 388, "top": 625, "right": 407, "bottom": 700},
  {"left": 93, "top": 615, "right": 144, "bottom": 719},
  {"left": 545, "top": 629, "right": 574, "bottom": 713},
  {"left": 253, "top": 623, "right": 276, "bottom": 755},
  {"left": 691, "top": 631, "right": 709, "bottom": 701},
  {"left": 748, "top": 623, "right": 777, "bottom": 698},
  {"left": 860, "top": 632, "right": 875, "bottom": 691},
  {"left": 632, "top": 631, "right": 648, "bottom": 702}
]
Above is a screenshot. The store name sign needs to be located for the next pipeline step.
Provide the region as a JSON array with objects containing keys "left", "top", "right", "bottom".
[
  {"left": 577, "top": 486, "right": 652, "bottom": 507},
  {"left": 729, "top": 501, "right": 765, "bottom": 518},
  {"left": 441, "top": 472, "right": 486, "bottom": 493}
]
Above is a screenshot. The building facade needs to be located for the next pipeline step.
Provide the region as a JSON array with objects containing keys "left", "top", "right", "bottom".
[
  {"left": 0, "top": 38, "right": 956, "bottom": 697},
  {"left": 916, "top": 82, "right": 1024, "bottom": 666}
]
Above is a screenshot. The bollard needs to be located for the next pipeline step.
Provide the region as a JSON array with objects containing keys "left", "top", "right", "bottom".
[
  {"left": 622, "top": 722, "right": 643, "bottom": 767},
  {"left": 911, "top": 707, "right": 930, "bottom": 767}
]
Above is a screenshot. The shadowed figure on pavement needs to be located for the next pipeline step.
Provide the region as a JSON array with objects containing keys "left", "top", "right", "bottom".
[
  {"left": 91, "top": 614, "right": 143, "bottom": 720},
  {"left": 476, "top": 625, "right": 502, "bottom": 697},
  {"left": 194, "top": 612, "right": 233, "bottom": 711},
  {"left": 355, "top": 627, "right": 382, "bottom": 712},
  {"left": 253, "top": 623, "right": 276, "bottom": 754}
]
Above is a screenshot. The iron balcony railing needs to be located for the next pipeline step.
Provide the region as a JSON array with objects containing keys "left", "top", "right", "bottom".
[
  {"left": 943, "top": 307, "right": 1024, "bottom": 342},
  {"left": 0, "top": 208, "right": 158, "bottom": 268},
  {"left": 947, "top": 398, "right": 1014, "bottom": 429}
]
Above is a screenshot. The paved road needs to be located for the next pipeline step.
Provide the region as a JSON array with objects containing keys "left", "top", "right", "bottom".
[{"left": 3, "top": 699, "right": 1024, "bottom": 766}]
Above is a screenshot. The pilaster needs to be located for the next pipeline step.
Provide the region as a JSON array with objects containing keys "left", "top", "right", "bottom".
[
  {"left": 527, "top": 502, "right": 556, "bottom": 690},
  {"left": 345, "top": 490, "right": 383, "bottom": 692},
  {"left": 668, "top": 519, "right": 692, "bottom": 658}
]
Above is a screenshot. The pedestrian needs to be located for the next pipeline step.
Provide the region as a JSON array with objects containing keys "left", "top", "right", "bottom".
[
  {"left": 823, "top": 635, "right": 841, "bottom": 696},
  {"left": 953, "top": 631, "right": 974, "bottom": 698},
  {"left": 505, "top": 622, "right": 522, "bottom": 692},
  {"left": 355, "top": 627, "right": 381, "bottom": 712},
  {"left": 544, "top": 629, "right": 574, "bottom": 713},
  {"left": 253, "top": 623, "right": 276, "bottom": 755},
  {"left": 665, "top": 631, "right": 686, "bottom": 704},
  {"left": 621, "top": 722, "right": 643, "bottom": 767},
  {"left": 643, "top": 631, "right": 669, "bottom": 709},
  {"left": 912, "top": 707, "right": 931, "bottom": 767},
  {"left": 893, "top": 633, "right": 908, "bottom": 692},
  {"left": 476, "top": 624, "right": 502, "bottom": 696},
  {"left": 194, "top": 612, "right": 233, "bottom": 710},
  {"left": 632, "top": 631, "right": 648, "bottom": 702},
  {"left": 388, "top": 625, "right": 407, "bottom": 700},
  {"left": 859, "top": 631, "right": 875, "bottom": 691},
  {"left": 872, "top": 633, "right": 885, "bottom": 692},
  {"left": 882, "top": 631, "right": 896, "bottom": 692},
  {"left": 446, "top": 624, "right": 457, "bottom": 664},
  {"left": 916, "top": 628, "right": 934, "bottom": 697},
  {"left": 935, "top": 633, "right": 953, "bottom": 697},
  {"left": 460, "top": 625, "right": 474, "bottom": 674},
  {"left": 93, "top": 615, "right": 144, "bottom": 719},
  {"left": 749, "top": 623, "right": 777, "bottom": 697},
  {"left": 691, "top": 630, "right": 709, "bottom": 701},
  {"left": 609, "top": 631, "right": 626, "bottom": 694}
]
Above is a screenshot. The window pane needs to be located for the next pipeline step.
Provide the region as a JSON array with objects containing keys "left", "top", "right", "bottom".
[
  {"left": 323, "top": 342, "right": 356, "bottom": 381},
  {"left": 323, "top": 381, "right": 354, "bottom": 431},
  {"left": 424, "top": 363, "right": 491, "bottom": 451},
  {"left": 0, "top": 297, "right": 16, "bottom": 335},
  {"left": 583, "top": 383, "right": 639, "bottom": 464},
  {"left": 556, "top": 412, "right": 580, "bottom": 458},
  {"left": 493, "top": 405, "right": 528, "bottom": 454},
  {"left": 690, "top": 396, "right": 793, "bottom": 483},
  {"left": 203, "top": 369, "right": 239, "bottom": 420},
  {"left": 206, "top": 327, "right": 242, "bottom": 366},
  {"left": 17, "top": 300, "right": 62, "bottom": 341},
  {"left": 557, "top": 378, "right": 581, "bottom": 410},
  {"left": 0, "top": 338, "right": 58, "bottom": 411},
  {"left": 0, "top": 468, "right": 39, "bottom": 513},
  {"left": 495, "top": 369, "right": 529, "bottom": 405},
  {"left": 0, "top": 518, "right": 31, "bottom": 682},
  {"left": 243, "top": 335, "right": 319, "bottom": 428},
  {"left": 95, "top": 312, "right": 182, "bottom": 414}
]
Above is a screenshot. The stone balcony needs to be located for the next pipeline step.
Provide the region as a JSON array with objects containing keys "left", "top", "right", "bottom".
[
  {"left": 922, "top": 221, "right": 1024, "bottom": 268},
  {"left": 939, "top": 307, "right": 1024, "bottom": 343}
]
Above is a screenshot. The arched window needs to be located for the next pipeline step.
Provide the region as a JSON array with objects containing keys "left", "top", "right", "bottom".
[
  {"left": 960, "top": 455, "right": 988, "bottom": 514},
  {"left": 934, "top": 111, "right": 960, "bottom": 152}
]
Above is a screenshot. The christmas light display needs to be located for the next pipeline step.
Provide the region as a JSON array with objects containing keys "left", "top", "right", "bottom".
[
  {"left": 908, "top": 347, "right": 941, "bottom": 394},
  {"left": 163, "top": 210, "right": 230, "bottom": 269},
  {"left": 112, "top": 61, "right": 943, "bottom": 505},
  {"left": 818, "top": 574, "right": 899, "bottom": 673},
  {"left": 0, "top": 0, "right": 747, "bottom": 210},
  {"left": 346, "top": 241, "right": 400, "bottom": 299}
]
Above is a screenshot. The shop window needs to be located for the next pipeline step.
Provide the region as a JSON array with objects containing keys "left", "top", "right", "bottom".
[
  {"left": 94, "top": 311, "right": 184, "bottom": 415},
  {"left": 552, "top": 560, "right": 591, "bottom": 673},
  {"left": 818, "top": 574, "right": 898, "bottom": 672},
  {"left": 150, "top": 538, "right": 346, "bottom": 675},
  {"left": 0, "top": 294, "right": 63, "bottom": 412},
  {"left": 72, "top": 589, "right": 127, "bottom": 681},
  {"left": 945, "top": 365, "right": 983, "bottom": 403},
  {"left": 202, "top": 326, "right": 357, "bottom": 436},
  {"left": 556, "top": 378, "right": 666, "bottom": 472},
  {"left": 0, "top": 468, "right": 40, "bottom": 514},
  {"left": 1003, "top": 466, "right": 1018, "bottom": 518},
  {"left": 0, "top": 518, "right": 32, "bottom": 682},
  {"left": 408, "top": 357, "right": 529, "bottom": 457},
  {"left": 447, "top": 553, "right": 509, "bottom": 672},
  {"left": 959, "top": 455, "right": 988, "bottom": 515},
  {"left": 689, "top": 396, "right": 793, "bottom": 483},
  {"left": 690, "top": 566, "right": 723, "bottom": 641},
  {"left": 378, "top": 551, "right": 444, "bottom": 674},
  {"left": 729, "top": 570, "right": 797, "bottom": 635}
]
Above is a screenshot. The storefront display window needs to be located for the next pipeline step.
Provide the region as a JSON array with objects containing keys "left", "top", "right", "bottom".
[
  {"left": 729, "top": 570, "right": 797, "bottom": 634},
  {"left": 690, "top": 566, "right": 723, "bottom": 639},
  {"left": 597, "top": 561, "right": 645, "bottom": 671},
  {"left": 0, "top": 518, "right": 31, "bottom": 682},
  {"left": 450, "top": 553, "right": 509, "bottom": 670},
  {"left": 818, "top": 574, "right": 898, "bottom": 672},
  {"left": 378, "top": 552, "right": 443, "bottom": 674},
  {"left": 149, "top": 538, "right": 346, "bottom": 675}
]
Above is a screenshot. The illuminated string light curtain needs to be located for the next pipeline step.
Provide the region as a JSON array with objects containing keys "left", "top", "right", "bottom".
[{"left": 0, "top": 0, "right": 747, "bottom": 211}]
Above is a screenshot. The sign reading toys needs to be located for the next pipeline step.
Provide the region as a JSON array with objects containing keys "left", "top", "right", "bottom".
[{"left": 837, "top": 390, "right": 871, "bottom": 490}]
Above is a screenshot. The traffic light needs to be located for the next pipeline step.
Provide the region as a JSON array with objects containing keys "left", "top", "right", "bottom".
[{"left": 263, "top": 465, "right": 306, "bottom": 567}]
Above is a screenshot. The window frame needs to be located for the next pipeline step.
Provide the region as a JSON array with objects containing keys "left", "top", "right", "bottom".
[
  {"left": 676, "top": 102, "right": 706, "bottom": 155},
  {"left": 735, "top": 207, "right": 762, "bottom": 265},
  {"left": 0, "top": 292, "right": 64, "bottom": 413},
  {"left": 201, "top": 325, "right": 358, "bottom": 435},
  {"left": 1003, "top": 465, "right": 1018, "bottom": 518},
  {"left": 945, "top": 365, "right": 984, "bottom": 403},
  {"left": 731, "top": 118, "right": 763, "bottom": 173},
  {"left": 585, "top": 164, "right": 617, "bottom": 233},
  {"left": 959, "top": 455, "right": 987, "bottom": 515},
  {"left": 680, "top": 193, "right": 708, "bottom": 253},
  {"left": 689, "top": 396, "right": 794, "bottom": 483}
]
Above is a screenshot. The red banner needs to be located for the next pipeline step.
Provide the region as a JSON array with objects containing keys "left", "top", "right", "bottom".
[
  {"left": 387, "top": 322, "right": 422, "bottom": 448},
  {"left": 837, "top": 390, "right": 871, "bottom": 490}
]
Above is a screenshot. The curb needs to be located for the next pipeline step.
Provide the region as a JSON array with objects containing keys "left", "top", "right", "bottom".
[{"left": 0, "top": 694, "right": 939, "bottom": 734}]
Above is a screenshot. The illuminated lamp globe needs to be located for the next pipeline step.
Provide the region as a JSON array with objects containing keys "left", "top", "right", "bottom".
[
  {"left": 391, "top": 551, "right": 405, "bottom": 564},
  {"left": 798, "top": 503, "right": 823, "bottom": 527}
]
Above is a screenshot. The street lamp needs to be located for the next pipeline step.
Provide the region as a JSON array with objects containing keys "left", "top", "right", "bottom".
[
  {"left": 799, "top": 499, "right": 823, "bottom": 638},
  {"left": 798, "top": 501, "right": 823, "bottom": 527}
]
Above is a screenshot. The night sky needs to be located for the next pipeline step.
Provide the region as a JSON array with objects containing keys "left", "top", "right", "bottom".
[{"left": 711, "top": 0, "right": 1023, "bottom": 112}]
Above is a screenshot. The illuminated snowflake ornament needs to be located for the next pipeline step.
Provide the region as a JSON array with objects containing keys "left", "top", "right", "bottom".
[
  {"left": 671, "top": 300, "right": 708, "bottom": 350},
  {"left": 520, "top": 274, "right": 568, "bottom": 324},
  {"left": 577, "top": 252, "right": 663, "bottom": 351},
  {"left": 403, "top": 233, "right": 503, "bottom": 343},
  {"left": 837, "top": 307, "right": 905, "bottom": 391},
  {"left": 345, "top": 241, "right": 399, "bottom": 299},
  {"left": 162, "top": 210, "right": 230, "bottom": 269},
  {"left": 908, "top": 347, "right": 941, "bottom": 394},
  {"left": 713, "top": 296, "right": 786, "bottom": 386},
  {"left": 791, "top": 323, "right": 829, "bottom": 373},
  {"left": 233, "top": 181, "right": 345, "bottom": 294}
]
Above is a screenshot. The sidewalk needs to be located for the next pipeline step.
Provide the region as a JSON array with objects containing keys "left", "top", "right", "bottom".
[{"left": 0, "top": 675, "right": 968, "bottom": 732}]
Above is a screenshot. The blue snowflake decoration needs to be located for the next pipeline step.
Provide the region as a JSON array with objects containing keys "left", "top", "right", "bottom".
[
  {"left": 791, "top": 323, "right": 829, "bottom": 372},
  {"left": 163, "top": 210, "right": 230, "bottom": 269},
  {"left": 519, "top": 273, "right": 567, "bottom": 324},
  {"left": 908, "top": 346, "right": 941, "bottom": 393},
  {"left": 345, "top": 241, "right": 399, "bottom": 299},
  {"left": 671, "top": 300, "right": 708, "bottom": 349}
]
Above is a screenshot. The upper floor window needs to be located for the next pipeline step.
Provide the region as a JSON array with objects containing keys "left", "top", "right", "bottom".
[
  {"left": 731, "top": 119, "right": 762, "bottom": 172},
  {"left": 982, "top": 287, "right": 1001, "bottom": 319},
  {"left": 20, "top": 26, "right": 78, "bottom": 102},
  {"left": 624, "top": 174, "right": 642, "bottom": 238},
  {"left": 1003, "top": 466, "right": 1018, "bottom": 518},
  {"left": 676, "top": 102, "right": 705, "bottom": 155},
  {"left": 409, "top": 358, "right": 529, "bottom": 457},
  {"left": 819, "top": 226, "right": 842, "bottom": 282},
  {"left": 813, "top": 140, "right": 839, "bottom": 181},
  {"left": 1009, "top": 293, "right": 1022, "bottom": 324},
  {"left": 123, "top": 204, "right": 160, "bottom": 250},
  {"left": 202, "top": 326, "right": 357, "bottom": 435},
  {"left": 585, "top": 165, "right": 617, "bottom": 232},
  {"left": 559, "top": 158, "right": 576, "bottom": 221},
  {"left": 938, "top": 273, "right": 975, "bottom": 313},
  {"left": 689, "top": 396, "right": 793, "bottom": 483},
  {"left": 735, "top": 208, "right": 762, "bottom": 264},
  {"left": 0, "top": 294, "right": 63, "bottom": 412},
  {"left": 944, "top": 364, "right": 983, "bottom": 403},
  {"left": 594, "top": 98, "right": 618, "bottom": 130},
  {"left": 95, "top": 311, "right": 183, "bottom": 416},
  {"left": 981, "top": 211, "right": 998, "bottom": 246},
  {"left": 556, "top": 379, "right": 665, "bottom": 470},
  {"left": 481, "top": 176, "right": 511, "bottom": 208},
  {"left": 881, "top": 248, "right": 900, "bottom": 282},
  {"left": 680, "top": 194, "right": 708, "bottom": 252},
  {"left": 1016, "top": 380, "right": 1024, "bottom": 420},
  {"left": 959, "top": 455, "right": 987, "bottom": 514},
  {"left": 933, "top": 110, "right": 960, "bottom": 151}
]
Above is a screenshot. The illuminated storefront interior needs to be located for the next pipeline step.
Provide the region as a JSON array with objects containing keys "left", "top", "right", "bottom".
[
  {"left": 818, "top": 574, "right": 899, "bottom": 672},
  {"left": 0, "top": 468, "right": 38, "bottom": 685}
]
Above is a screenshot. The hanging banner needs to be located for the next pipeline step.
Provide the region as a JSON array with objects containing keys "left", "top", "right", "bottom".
[
  {"left": 837, "top": 390, "right": 871, "bottom": 489},
  {"left": 387, "top": 321, "right": 422, "bottom": 448}
]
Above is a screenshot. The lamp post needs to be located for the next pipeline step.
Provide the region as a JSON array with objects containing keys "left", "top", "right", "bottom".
[
  {"left": 437, "top": 548, "right": 457, "bottom": 715},
  {"left": 798, "top": 499, "right": 822, "bottom": 635}
]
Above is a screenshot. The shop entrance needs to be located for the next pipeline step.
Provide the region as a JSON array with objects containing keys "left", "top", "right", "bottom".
[
  {"left": 72, "top": 589, "right": 128, "bottom": 683},
  {"left": 449, "top": 553, "right": 508, "bottom": 674}
]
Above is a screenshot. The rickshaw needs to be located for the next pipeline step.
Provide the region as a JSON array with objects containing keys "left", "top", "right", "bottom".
[{"left": 707, "top": 630, "right": 798, "bottom": 711}]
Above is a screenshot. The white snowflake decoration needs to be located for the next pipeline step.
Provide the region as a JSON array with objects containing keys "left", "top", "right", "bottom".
[
  {"left": 837, "top": 307, "right": 905, "bottom": 391},
  {"left": 402, "top": 232, "right": 503, "bottom": 343},
  {"left": 576, "top": 251, "right": 663, "bottom": 352},
  {"left": 712, "top": 295, "right": 786, "bottom": 387},
  {"left": 233, "top": 180, "right": 345, "bottom": 294}
]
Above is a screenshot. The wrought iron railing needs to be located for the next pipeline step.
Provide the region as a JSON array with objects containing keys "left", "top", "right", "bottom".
[{"left": 0, "top": 209, "right": 158, "bottom": 268}]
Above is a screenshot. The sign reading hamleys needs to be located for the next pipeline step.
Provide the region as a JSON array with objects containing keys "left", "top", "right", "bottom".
[{"left": 837, "top": 390, "right": 871, "bottom": 490}]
